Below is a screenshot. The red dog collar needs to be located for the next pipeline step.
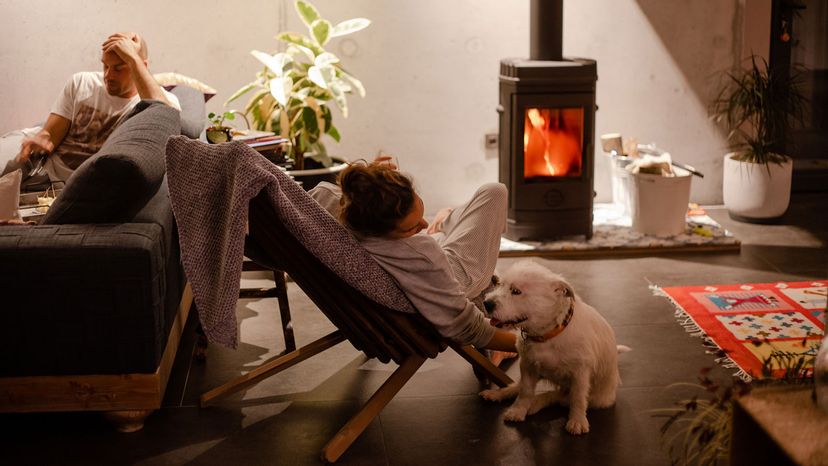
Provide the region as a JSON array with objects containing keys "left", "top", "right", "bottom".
[{"left": 523, "top": 303, "right": 574, "bottom": 343}]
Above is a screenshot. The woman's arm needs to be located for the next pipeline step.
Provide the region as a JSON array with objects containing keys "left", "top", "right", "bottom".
[{"left": 482, "top": 328, "right": 517, "bottom": 352}]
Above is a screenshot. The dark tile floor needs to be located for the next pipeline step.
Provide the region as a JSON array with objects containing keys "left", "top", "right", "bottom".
[{"left": 3, "top": 193, "right": 826, "bottom": 465}]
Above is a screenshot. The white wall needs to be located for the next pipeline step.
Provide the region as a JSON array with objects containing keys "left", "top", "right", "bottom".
[{"left": 0, "top": 0, "right": 752, "bottom": 208}]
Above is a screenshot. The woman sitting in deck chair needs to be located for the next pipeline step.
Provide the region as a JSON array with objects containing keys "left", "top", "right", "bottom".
[{"left": 309, "top": 157, "right": 517, "bottom": 354}]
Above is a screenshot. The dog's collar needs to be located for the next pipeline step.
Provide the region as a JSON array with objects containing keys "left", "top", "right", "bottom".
[{"left": 522, "top": 303, "right": 574, "bottom": 343}]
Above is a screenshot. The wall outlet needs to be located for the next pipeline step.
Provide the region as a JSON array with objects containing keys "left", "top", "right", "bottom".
[{"left": 484, "top": 133, "right": 498, "bottom": 149}]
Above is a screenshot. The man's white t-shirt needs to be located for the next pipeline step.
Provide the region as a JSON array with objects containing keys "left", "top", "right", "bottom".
[{"left": 49, "top": 71, "right": 180, "bottom": 172}]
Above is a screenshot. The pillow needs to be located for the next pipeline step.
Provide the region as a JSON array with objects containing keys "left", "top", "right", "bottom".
[
  {"left": 169, "top": 85, "right": 207, "bottom": 139},
  {"left": 0, "top": 169, "right": 21, "bottom": 221},
  {"left": 41, "top": 100, "right": 181, "bottom": 225},
  {"left": 154, "top": 72, "right": 217, "bottom": 102}
]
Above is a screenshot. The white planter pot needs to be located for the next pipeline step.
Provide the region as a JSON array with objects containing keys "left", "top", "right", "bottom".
[{"left": 722, "top": 153, "right": 792, "bottom": 222}]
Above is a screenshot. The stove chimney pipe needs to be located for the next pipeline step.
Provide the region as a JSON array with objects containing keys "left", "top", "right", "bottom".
[{"left": 530, "top": 0, "right": 563, "bottom": 61}]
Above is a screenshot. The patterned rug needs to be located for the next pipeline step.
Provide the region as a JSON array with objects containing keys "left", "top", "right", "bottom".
[
  {"left": 655, "top": 281, "right": 827, "bottom": 381},
  {"left": 499, "top": 203, "right": 740, "bottom": 258}
]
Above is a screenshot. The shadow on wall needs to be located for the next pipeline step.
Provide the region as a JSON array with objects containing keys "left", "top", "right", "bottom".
[{"left": 634, "top": 0, "right": 742, "bottom": 139}]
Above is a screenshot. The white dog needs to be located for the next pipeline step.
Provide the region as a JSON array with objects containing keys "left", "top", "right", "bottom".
[{"left": 479, "top": 260, "right": 629, "bottom": 435}]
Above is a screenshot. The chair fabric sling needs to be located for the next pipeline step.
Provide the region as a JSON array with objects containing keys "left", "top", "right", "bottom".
[{"left": 202, "top": 191, "right": 512, "bottom": 463}]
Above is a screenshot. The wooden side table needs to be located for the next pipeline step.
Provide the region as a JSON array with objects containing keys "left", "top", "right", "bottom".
[{"left": 731, "top": 385, "right": 827, "bottom": 466}]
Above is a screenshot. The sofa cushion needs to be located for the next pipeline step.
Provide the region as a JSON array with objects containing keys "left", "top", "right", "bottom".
[
  {"left": 169, "top": 85, "right": 207, "bottom": 139},
  {"left": 0, "top": 222, "right": 171, "bottom": 376},
  {"left": 41, "top": 100, "right": 180, "bottom": 225}
]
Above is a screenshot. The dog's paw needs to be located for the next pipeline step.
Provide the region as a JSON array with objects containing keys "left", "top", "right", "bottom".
[
  {"left": 565, "top": 416, "right": 590, "bottom": 435},
  {"left": 479, "top": 384, "right": 518, "bottom": 402},
  {"left": 503, "top": 406, "right": 528, "bottom": 422},
  {"left": 479, "top": 388, "right": 505, "bottom": 402},
  {"left": 527, "top": 391, "right": 560, "bottom": 414}
]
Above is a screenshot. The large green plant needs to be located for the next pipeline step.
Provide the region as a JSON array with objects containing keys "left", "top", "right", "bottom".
[
  {"left": 710, "top": 56, "right": 806, "bottom": 166},
  {"left": 226, "top": 0, "right": 369, "bottom": 169}
]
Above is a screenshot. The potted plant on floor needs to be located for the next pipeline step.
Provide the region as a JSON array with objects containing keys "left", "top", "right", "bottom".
[
  {"left": 226, "top": 0, "right": 369, "bottom": 184},
  {"left": 711, "top": 56, "right": 806, "bottom": 222}
]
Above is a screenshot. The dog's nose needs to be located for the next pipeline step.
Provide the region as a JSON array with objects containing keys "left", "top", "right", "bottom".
[{"left": 483, "top": 300, "right": 495, "bottom": 313}]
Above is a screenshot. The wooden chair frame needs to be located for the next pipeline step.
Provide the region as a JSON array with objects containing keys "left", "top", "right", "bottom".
[{"left": 201, "top": 192, "right": 512, "bottom": 462}]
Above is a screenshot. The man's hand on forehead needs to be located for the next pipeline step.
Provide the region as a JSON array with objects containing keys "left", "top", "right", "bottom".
[{"left": 101, "top": 32, "right": 143, "bottom": 59}]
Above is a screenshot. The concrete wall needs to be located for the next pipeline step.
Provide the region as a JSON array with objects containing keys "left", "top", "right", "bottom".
[{"left": 0, "top": 0, "right": 760, "bottom": 209}]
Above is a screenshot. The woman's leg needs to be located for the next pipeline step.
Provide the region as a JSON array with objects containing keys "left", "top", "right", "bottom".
[{"left": 433, "top": 182, "right": 507, "bottom": 298}]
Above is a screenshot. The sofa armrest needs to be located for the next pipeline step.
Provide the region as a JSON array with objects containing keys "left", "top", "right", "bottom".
[{"left": 0, "top": 223, "right": 172, "bottom": 377}]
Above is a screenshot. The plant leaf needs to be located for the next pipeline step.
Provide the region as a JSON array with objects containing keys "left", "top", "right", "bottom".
[
  {"left": 279, "top": 108, "right": 290, "bottom": 139},
  {"left": 311, "top": 19, "right": 331, "bottom": 47},
  {"left": 308, "top": 65, "right": 335, "bottom": 89},
  {"left": 339, "top": 70, "right": 366, "bottom": 98},
  {"left": 329, "top": 81, "right": 348, "bottom": 118},
  {"left": 244, "top": 89, "right": 270, "bottom": 116},
  {"left": 321, "top": 105, "right": 332, "bottom": 133},
  {"left": 251, "top": 50, "right": 291, "bottom": 76},
  {"left": 295, "top": 0, "right": 320, "bottom": 27},
  {"left": 225, "top": 80, "right": 259, "bottom": 106},
  {"left": 276, "top": 32, "right": 323, "bottom": 56},
  {"left": 304, "top": 97, "right": 326, "bottom": 133},
  {"left": 315, "top": 52, "right": 340, "bottom": 67},
  {"left": 302, "top": 106, "right": 319, "bottom": 139},
  {"left": 269, "top": 76, "right": 292, "bottom": 107},
  {"left": 327, "top": 123, "right": 340, "bottom": 142},
  {"left": 307, "top": 66, "right": 327, "bottom": 89},
  {"left": 286, "top": 44, "right": 316, "bottom": 63},
  {"left": 330, "top": 18, "right": 371, "bottom": 38}
]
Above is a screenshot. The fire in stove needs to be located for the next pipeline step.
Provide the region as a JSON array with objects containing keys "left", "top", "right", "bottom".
[{"left": 523, "top": 107, "right": 584, "bottom": 179}]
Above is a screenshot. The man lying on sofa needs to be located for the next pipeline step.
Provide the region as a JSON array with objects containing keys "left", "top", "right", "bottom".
[{"left": 1, "top": 31, "right": 180, "bottom": 191}]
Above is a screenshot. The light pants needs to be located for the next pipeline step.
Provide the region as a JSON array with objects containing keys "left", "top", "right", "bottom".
[{"left": 430, "top": 182, "right": 507, "bottom": 300}]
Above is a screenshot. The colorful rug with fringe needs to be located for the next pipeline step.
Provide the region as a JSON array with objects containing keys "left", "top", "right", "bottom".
[{"left": 655, "top": 281, "right": 826, "bottom": 381}]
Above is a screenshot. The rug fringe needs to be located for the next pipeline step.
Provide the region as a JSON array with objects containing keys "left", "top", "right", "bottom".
[{"left": 651, "top": 284, "right": 754, "bottom": 383}]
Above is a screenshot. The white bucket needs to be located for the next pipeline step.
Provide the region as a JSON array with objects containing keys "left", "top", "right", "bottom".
[
  {"left": 628, "top": 167, "right": 692, "bottom": 236},
  {"left": 608, "top": 155, "right": 633, "bottom": 215}
]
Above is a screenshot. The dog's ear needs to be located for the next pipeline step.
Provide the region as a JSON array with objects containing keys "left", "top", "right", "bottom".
[{"left": 554, "top": 283, "right": 575, "bottom": 298}]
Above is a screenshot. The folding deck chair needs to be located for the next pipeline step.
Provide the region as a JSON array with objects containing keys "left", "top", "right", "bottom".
[{"left": 200, "top": 191, "right": 513, "bottom": 463}]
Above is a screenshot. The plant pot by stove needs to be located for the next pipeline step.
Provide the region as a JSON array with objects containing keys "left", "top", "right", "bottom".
[{"left": 723, "top": 153, "right": 792, "bottom": 223}]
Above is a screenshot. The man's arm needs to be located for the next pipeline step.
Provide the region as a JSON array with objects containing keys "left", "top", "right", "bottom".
[
  {"left": 101, "top": 33, "right": 176, "bottom": 108},
  {"left": 16, "top": 113, "right": 71, "bottom": 163}
]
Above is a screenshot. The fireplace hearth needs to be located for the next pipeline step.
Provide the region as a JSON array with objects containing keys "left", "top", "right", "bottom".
[{"left": 498, "top": 0, "right": 597, "bottom": 240}]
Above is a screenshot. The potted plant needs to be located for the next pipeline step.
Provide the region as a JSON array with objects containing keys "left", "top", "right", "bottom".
[
  {"left": 206, "top": 111, "right": 236, "bottom": 144},
  {"left": 653, "top": 343, "right": 817, "bottom": 466},
  {"left": 226, "top": 0, "right": 369, "bottom": 174},
  {"left": 711, "top": 56, "right": 806, "bottom": 222}
]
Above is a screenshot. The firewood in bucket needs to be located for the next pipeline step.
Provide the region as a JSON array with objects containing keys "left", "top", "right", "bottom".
[
  {"left": 600, "top": 133, "right": 624, "bottom": 156},
  {"left": 626, "top": 153, "right": 674, "bottom": 176},
  {"left": 623, "top": 137, "right": 640, "bottom": 159}
]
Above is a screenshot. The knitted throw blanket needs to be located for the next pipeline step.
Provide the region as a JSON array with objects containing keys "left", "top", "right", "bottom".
[{"left": 165, "top": 136, "right": 415, "bottom": 348}]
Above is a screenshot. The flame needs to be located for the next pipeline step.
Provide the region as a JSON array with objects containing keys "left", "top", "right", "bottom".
[{"left": 523, "top": 107, "right": 584, "bottom": 179}]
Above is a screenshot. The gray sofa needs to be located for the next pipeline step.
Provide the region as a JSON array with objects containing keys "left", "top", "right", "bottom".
[{"left": 0, "top": 95, "right": 201, "bottom": 431}]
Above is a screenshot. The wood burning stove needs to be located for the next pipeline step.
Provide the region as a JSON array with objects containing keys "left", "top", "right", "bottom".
[{"left": 498, "top": 0, "right": 597, "bottom": 240}]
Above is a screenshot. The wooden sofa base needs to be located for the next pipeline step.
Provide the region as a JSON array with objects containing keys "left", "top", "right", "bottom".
[{"left": 0, "top": 284, "right": 193, "bottom": 431}]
